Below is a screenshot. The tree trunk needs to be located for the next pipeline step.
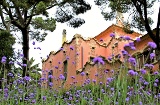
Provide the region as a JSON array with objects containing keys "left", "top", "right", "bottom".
[
  {"left": 156, "top": 7, "right": 160, "bottom": 70},
  {"left": 22, "top": 28, "right": 29, "bottom": 77}
]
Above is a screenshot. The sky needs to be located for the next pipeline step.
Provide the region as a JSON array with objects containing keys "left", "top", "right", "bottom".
[{"left": 13, "top": 1, "right": 159, "bottom": 68}]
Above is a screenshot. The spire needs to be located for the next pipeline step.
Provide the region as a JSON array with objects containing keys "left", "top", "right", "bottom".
[
  {"left": 62, "top": 29, "right": 66, "bottom": 45},
  {"left": 116, "top": 11, "right": 124, "bottom": 27}
]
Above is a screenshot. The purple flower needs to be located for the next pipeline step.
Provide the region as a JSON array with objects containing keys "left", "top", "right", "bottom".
[
  {"left": 19, "top": 54, "right": 24, "bottom": 57},
  {"left": 148, "top": 42, "right": 157, "bottom": 49},
  {"left": 70, "top": 46, "right": 74, "bottom": 50},
  {"left": 66, "top": 56, "right": 69, "bottom": 60},
  {"left": 154, "top": 83, "right": 158, "bottom": 87},
  {"left": 55, "top": 66, "right": 58, "bottom": 69},
  {"left": 150, "top": 53, "right": 155, "bottom": 60},
  {"left": 153, "top": 71, "right": 159, "bottom": 75},
  {"left": 71, "top": 76, "right": 75, "bottom": 79},
  {"left": 110, "top": 33, "right": 115, "bottom": 37},
  {"left": 126, "top": 97, "right": 129, "bottom": 102},
  {"left": 107, "top": 78, "right": 112, "bottom": 83},
  {"left": 76, "top": 52, "right": 79, "bottom": 55},
  {"left": 136, "top": 37, "right": 141, "bottom": 42},
  {"left": 155, "top": 79, "right": 159, "bottom": 83},
  {"left": 60, "top": 47, "right": 63, "bottom": 51},
  {"left": 22, "top": 64, "right": 27, "bottom": 67},
  {"left": 49, "top": 82, "right": 53, "bottom": 87},
  {"left": 124, "top": 44, "right": 130, "bottom": 47},
  {"left": 42, "top": 96, "right": 46, "bottom": 101},
  {"left": 107, "top": 56, "right": 112, "bottom": 61},
  {"left": 124, "top": 36, "right": 131, "bottom": 40},
  {"left": 128, "top": 70, "right": 135, "bottom": 76},
  {"left": 9, "top": 61, "right": 14, "bottom": 64},
  {"left": 139, "top": 101, "right": 142, "bottom": 105},
  {"left": 8, "top": 73, "right": 13, "bottom": 77},
  {"left": 100, "top": 38, "right": 103, "bottom": 42},
  {"left": 48, "top": 75, "right": 53, "bottom": 78},
  {"left": 121, "top": 50, "right": 128, "bottom": 56},
  {"left": 81, "top": 72, "right": 85, "bottom": 76},
  {"left": 59, "top": 74, "right": 65, "bottom": 80},
  {"left": 129, "top": 42, "right": 134, "bottom": 46},
  {"left": 37, "top": 47, "right": 41, "bottom": 50},
  {"left": 32, "top": 41, "right": 35, "bottom": 45},
  {"left": 128, "top": 57, "right": 136, "bottom": 66},
  {"left": 144, "top": 64, "right": 154, "bottom": 69},
  {"left": 110, "top": 88, "right": 114, "bottom": 91},
  {"left": 131, "top": 46, "right": 136, "bottom": 50},
  {"left": 58, "top": 61, "right": 61, "bottom": 64},
  {"left": 144, "top": 81, "right": 149, "bottom": 85},
  {"left": 72, "top": 61, "right": 75, "bottom": 64},
  {"left": 24, "top": 76, "right": 31, "bottom": 81},
  {"left": 92, "top": 79, "right": 96, "bottom": 83},
  {"left": 93, "top": 56, "right": 105, "bottom": 65},
  {"left": 1, "top": 56, "right": 7, "bottom": 63},
  {"left": 140, "top": 69, "right": 146, "bottom": 74}
]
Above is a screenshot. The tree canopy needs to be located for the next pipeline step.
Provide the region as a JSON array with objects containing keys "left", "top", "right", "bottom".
[{"left": 0, "top": 0, "right": 91, "bottom": 77}]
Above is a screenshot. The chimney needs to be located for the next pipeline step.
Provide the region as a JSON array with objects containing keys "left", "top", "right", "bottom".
[
  {"left": 62, "top": 29, "right": 66, "bottom": 45},
  {"left": 116, "top": 11, "right": 124, "bottom": 27}
]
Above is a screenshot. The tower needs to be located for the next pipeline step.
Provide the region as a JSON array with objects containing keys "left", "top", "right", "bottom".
[
  {"left": 62, "top": 29, "right": 66, "bottom": 45},
  {"left": 116, "top": 11, "right": 124, "bottom": 27}
]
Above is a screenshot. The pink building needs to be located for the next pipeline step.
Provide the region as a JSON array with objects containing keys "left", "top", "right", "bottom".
[{"left": 42, "top": 23, "right": 159, "bottom": 89}]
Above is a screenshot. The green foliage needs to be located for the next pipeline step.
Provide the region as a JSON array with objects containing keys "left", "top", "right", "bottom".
[
  {"left": 0, "top": 30, "right": 15, "bottom": 65},
  {"left": 94, "top": 0, "right": 156, "bottom": 32}
]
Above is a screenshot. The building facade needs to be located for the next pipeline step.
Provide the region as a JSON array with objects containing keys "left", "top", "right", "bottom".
[{"left": 41, "top": 23, "right": 159, "bottom": 89}]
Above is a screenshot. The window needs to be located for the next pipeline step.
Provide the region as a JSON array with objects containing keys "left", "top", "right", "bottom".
[{"left": 63, "top": 60, "right": 68, "bottom": 81}]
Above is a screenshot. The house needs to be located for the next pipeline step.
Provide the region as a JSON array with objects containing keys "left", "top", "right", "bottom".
[{"left": 41, "top": 15, "right": 159, "bottom": 89}]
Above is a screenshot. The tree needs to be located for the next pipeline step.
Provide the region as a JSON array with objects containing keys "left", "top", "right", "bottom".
[
  {"left": 0, "top": 0, "right": 91, "bottom": 77},
  {"left": 0, "top": 30, "right": 15, "bottom": 88},
  {"left": 94, "top": 0, "right": 160, "bottom": 69}
]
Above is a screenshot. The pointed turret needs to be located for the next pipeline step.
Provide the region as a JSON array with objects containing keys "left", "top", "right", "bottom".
[{"left": 62, "top": 29, "right": 66, "bottom": 45}]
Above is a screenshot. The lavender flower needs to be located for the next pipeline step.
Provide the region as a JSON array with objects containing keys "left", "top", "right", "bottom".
[
  {"left": 42, "top": 96, "right": 46, "bottom": 101},
  {"left": 100, "top": 38, "right": 103, "bottom": 42},
  {"left": 150, "top": 53, "right": 155, "bottom": 60},
  {"left": 136, "top": 37, "right": 141, "bottom": 42},
  {"left": 59, "top": 74, "right": 65, "bottom": 80},
  {"left": 22, "top": 64, "right": 27, "bottom": 67},
  {"left": 9, "top": 61, "right": 14, "bottom": 64},
  {"left": 154, "top": 83, "right": 158, "bottom": 87},
  {"left": 60, "top": 47, "right": 63, "bottom": 51},
  {"left": 155, "top": 79, "right": 159, "bottom": 83},
  {"left": 126, "top": 97, "right": 129, "bottom": 102},
  {"left": 37, "top": 47, "right": 41, "bottom": 50},
  {"left": 121, "top": 50, "right": 128, "bottom": 56},
  {"left": 24, "top": 76, "right": 31, "bottom": 81},
  {"left": 144, "top": 81, "right": 149, "bottom": 85},
  {"left": 70, "top": 46, "right": 74, "bottom": 50},
  {"left": 128, "top": 57, "right": 136, "bottom": 66},
  {"left": 128, "top": 70, "right": 136, "bottom": 76},
  {"left": 71, "top": 76, "right": 75, "bottom": 79},
  {"left": 110, "top": 33, "right": 115, "bottom": 38},
  {"left": 32, "top": 41, "right": 35, "bottom": 45},
  {"left": 93, "top": 56, "right": 105, "bottom": 65},
  {"left": 148, "top": 42, "right": 157, "bottom": 49},
  {"left": 1, "top": 56, "right": 7, "bottom": 63},
  {"left": 55, "top": 66, "right": 58, "bottom": 69},
  {"left": 140, "top": 69, "right": 146, "bottom": 74},
  {"left": 124, "top": 36, "right": 131, "bottom": 40},
  {"left": 81, "top": 72, "right": 85, "bottom": 76},
  {"left": 153, "top": 71, "right": 159, "bottom": 75}
]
